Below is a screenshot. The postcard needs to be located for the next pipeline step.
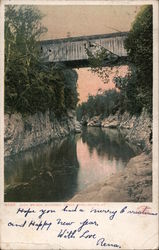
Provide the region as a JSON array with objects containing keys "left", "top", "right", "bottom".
[{"left": 0, "top": 0, "right": 158, "bottom": 249}]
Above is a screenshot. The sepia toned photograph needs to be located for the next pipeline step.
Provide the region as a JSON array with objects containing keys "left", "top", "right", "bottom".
[{"left": 4, "top": 4, "right": 153, "bottom": 203}]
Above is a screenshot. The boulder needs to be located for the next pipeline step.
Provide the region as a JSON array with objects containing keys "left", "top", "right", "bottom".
[{"left": 87, "top": 116, "right": 101, "bottom": 127}]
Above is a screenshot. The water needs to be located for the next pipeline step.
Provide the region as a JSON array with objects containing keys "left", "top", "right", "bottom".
[{"left": 4, "top": 127, "right": 136, "bottom": 202}]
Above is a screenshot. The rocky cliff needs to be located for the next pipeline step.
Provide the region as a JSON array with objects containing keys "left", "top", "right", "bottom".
[
  {"left": 4, "top": 110, "right": 81, "bottom": 157},
  {"left": 83, "top": 109, "right": 152, "bottom": 152}
]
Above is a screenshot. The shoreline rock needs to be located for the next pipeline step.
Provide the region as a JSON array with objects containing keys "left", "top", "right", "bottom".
[{"left": 69, "top": 152, "right": 152, "bottom": 202}]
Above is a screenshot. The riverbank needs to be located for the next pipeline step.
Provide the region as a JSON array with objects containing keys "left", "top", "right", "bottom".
[
  {"left": 70, "top": 109, "right": 152, "bottom": 202},
  {"left": 69, "top": 152, "right": 152, "bottom": 202},
  {"left": 4, "top": 110, "right": 81, "bottom": 157},
  {"left": 83, "top": 109, "right": 152, "bottom": 152}
]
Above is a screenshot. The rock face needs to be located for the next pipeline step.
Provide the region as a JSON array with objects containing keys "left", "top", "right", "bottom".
[
  {"left": 87, "top": 116, "right": 101, "bottom": 127},
  {"left": 4, "top": 110, "right": 81, "bottom": 157},
  {"left": 85, "top": 109, "right": 152, "bottom": 152},
  {"left": 69, "top": 152, "right": 152, "bottom": 202}
]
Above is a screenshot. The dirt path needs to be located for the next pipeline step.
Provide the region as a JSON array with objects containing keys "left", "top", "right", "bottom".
[{"left": 69, "top": 152, "right": 152, "bottom": 202}]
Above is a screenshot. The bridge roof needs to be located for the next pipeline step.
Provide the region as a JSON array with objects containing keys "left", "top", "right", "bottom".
[{"left": 40, "top": 31, "right": 128, "bottom": 45}]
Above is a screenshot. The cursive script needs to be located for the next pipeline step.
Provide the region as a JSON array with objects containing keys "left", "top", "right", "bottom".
[
  {"left": 96, "top": 237, "right": 121, "bottom": 248},
  {"left": 6, "top": 204, "right": 158, "bottom": 249}
]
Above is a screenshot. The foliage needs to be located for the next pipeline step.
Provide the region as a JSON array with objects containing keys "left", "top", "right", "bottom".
[
  {"left": 5, "top": 6, "right": 78, "bottom": 116},
  {"left": 76, "top": 89, "right": 120, "bottom": 121},
  {"left": 84, "top": 5, "right": 152, "bottom": 115},
  {"left": 114, "top": 69, "right": 143, "bottom": 114},
  {"left": 5, "top": 6, "right": 46, "bottom": 74},
  {"left": 63, "top": 68, "right": 79, "bottom": 110},
  {"left": 124, "top": 5, "right": 152, "bottom": 113},
  {"left": 85, "top": 42, "right": 121, "bottom": 84}
]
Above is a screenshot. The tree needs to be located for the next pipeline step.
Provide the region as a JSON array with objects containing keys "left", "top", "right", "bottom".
[
  {"left": 5, "top": 6, "right": 79, "bottom": 115},
  {"left": 84, "top": 5, "right": 153, "bottom": 115},
  {"left": 124, "top": 5, "right": 153, "bottom": 113},
  {"left": 63, "top": 68, "right": 79, "bottom": 110},
  {"left": 5, "top": 6, "right": 47, "bottom": 113},
  {"left": 85, "top": 42, "right": 121, "bottom": 84},
  {"left": 5, "top": 6, "right": 47, "bottom": 73}
]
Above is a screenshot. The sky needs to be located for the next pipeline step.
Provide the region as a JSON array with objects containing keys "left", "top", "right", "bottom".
[
  {"left": 38, "top": 5, "right": 142, "bottom": 103},
  {"left": 38, "top": 5, "right": 141, "bottom": 40},
  {"left": 76, "top": 66, "right": 128, "bottom": 103}
]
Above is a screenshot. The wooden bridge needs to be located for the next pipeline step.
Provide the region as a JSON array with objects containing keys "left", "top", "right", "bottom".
[{"left": 40, "top": 32, "right": 128, "bottom": 68}]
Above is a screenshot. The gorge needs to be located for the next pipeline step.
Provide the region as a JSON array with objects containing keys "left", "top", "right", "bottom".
[{"left": 4, "top": 5, "right": 153, "bottom": 203}]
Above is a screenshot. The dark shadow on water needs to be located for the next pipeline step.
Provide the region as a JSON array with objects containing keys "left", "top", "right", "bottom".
[{"left": 5, "top": 135, "right": 79, "bottom": 202}]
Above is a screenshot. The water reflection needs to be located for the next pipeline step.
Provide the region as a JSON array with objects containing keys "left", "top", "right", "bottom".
[
  {"left": 4, "top": 127, "right": 136, "bottom": 202},
  {"left": 76, "top": 127, "right": 135, "bottom": 191},
  {"left": 5, "top": 135, "right": 79, "bottom": 202}
]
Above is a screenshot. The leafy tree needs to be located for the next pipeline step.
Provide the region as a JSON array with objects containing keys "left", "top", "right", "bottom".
[
  {"left": 124, "top": 5, "right": 153, "bottom": 113},
  {"left": 84, "top": 5, "right": 152, "bottom": 115},
  {"left": 63, "top": 68, "right": 79, "bottom": 110},
  {"left": 85, "top": 42, "right": 121, "bottom": 84},
  {"left": 5, "top": 6, "right": 79, "bottom": 116},
  {"left": 5, "top": 6, "right": 47, "bottom": 74},
  {"left": 5, "top": 5, "right": 47, "bottom": 113}
]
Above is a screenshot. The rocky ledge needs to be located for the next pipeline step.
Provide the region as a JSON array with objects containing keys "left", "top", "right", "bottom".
[
  {"left": 69, "top": 152, "right": 152, "bottom": 202},
  {"left": 83, "top": 109, "right": 152, "bottom": 152},
  {"left": 4, "top": 109, "right": 81, "bottom": 157}
]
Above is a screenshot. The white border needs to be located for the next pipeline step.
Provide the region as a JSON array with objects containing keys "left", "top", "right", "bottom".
[{"left": 0, "top": 1, "right": 158, "bottom": 249}]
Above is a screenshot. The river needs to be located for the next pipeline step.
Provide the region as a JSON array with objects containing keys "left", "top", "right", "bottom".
[{"left": 4, "top": 127, "right": 136, "bottom": 202}]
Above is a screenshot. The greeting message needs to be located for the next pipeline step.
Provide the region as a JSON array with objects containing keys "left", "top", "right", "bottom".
[{"left": 5, "top": 204, "right": 158, "bottom": 249}]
